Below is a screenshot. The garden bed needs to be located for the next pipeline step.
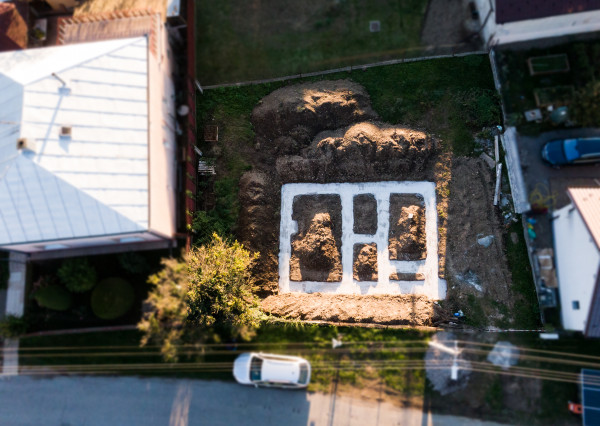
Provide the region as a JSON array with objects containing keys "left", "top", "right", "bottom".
[
  {"left": 495, "top": 37, "right": 600, "bottom": 133},
  {"left": 24, "top": 250, "right": 168, "bottom": 332}
]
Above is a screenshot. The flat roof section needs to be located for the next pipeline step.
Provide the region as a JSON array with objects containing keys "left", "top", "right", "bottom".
[{"left": 496, "top": 0, "right": 600, "bottom": 24}]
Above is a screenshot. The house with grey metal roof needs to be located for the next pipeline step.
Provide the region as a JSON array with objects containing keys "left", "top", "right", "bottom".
[
  {"left": 552, "top": 187, "right": 600, "bottom": 337},
  {"left": 0, "top": 31, "right": 177, "bottom": 259}
]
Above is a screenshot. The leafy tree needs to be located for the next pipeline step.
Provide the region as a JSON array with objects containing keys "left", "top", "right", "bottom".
[
  {"left": 138, "top": 234, "right": 261, "bottom": 361},
  {"left": 57, "top": 258, "right": 97, "bottom": 293},
  {"left": 571, "top": 81, "right": 600, "bottom": 127}
]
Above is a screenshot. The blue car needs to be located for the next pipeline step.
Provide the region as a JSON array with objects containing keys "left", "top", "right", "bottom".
[{"left": 541, "top": 137, "right": 600, "bottom": 166}]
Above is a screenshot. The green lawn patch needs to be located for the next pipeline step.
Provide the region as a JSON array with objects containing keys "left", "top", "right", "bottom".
[
  {"left": 505, "top": 221, "right": 541, "bottom": 329},
  {"left": 196, "top": 0, "right": 428, "bottom": 85},
  {"left": 19, "top": 322, "right": 432, "bottom": 392}
]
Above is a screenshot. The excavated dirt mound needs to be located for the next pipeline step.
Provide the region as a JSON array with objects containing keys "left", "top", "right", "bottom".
[
  {"left": 276, "top": 122, "right": 435, "bottom": 183},
  {"left": 353, "top": 243, "right": 378, "bottom": 281},
  {"left": 261, "top": 293, "right": 444, "bottom": 326},
  {"left": 389, "top": 194, "right": 427, "bottom": 261},
  {"left": 252, "top": 79, "right": 378, "bottom": 155},
  {"left": 289, "top": 195, "right": 342, "bottom": 282}
]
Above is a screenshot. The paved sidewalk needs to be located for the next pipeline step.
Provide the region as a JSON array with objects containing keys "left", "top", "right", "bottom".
[{"left": 5, "top": 252, "right": 27, "bottom": 317}]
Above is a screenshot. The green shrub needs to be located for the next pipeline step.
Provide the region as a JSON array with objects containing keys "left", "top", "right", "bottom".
[
  {"left": 58, "top": 258, "right": 97, "bottom": 293},
  {"left": 0, "top": 315, "right": 28, "bottom": 337},
  {"left": 34, "top": 285, "right": 73, "bottom": 311},
  {"left": 571, "top": 81, "right": 600, "bottom": 127},
  {"left": 117, "top": 252, "right": 149, "bottom": 275},
  {"left": 192, "top": 210, "right": 231, "bottom": 246},
  {"left": 91, "top": 277, "right": 135, "bottom": 320}
]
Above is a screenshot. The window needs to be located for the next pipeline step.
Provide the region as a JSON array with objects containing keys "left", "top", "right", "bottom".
[
  {"left": 299, "top": 363, "right": 309, "bottom": 384},
  {"left": 572, "top": 301, "right": 580, "bottom": 310},
  {"left": 43, "top": 244, "right": 69, "bottom": 250},
  {"left": 250, "top": 356, "right": 262, "bottom": 381},
  {"left": 119, "top": 237, "right": 145, "bottom": 244}
]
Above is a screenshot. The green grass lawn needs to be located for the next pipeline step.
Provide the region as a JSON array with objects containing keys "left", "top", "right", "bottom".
[
  {"left": 505, "top": 220, "right": 542, "bottom": 329},
  {"left": 196, "top": 0, "right": 428, "bottom": 85}
]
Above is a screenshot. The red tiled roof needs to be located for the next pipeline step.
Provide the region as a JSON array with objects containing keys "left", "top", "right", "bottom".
[
  {"left": 569, "top": 187, "right": 600, "bottom": 251},
  {"left": 57, "top": 9, "right": 159, "bottom": 57},
  {"left": 496, "top": 0, "right": 600, "bottom": 24},
  {"left": 0, "top": 1, "right": 28, "bottom": 52}
]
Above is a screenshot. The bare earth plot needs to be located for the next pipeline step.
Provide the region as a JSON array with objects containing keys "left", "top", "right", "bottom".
[{"left": 222, "top": 79, "right": 514, "bottom": 327}]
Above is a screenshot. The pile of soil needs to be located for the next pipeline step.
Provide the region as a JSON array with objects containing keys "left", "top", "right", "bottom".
[
  {"left": 353, "top": 244, "right": 378, "bottom": 281},
  {"left": 353, "top": 194, "right": 377, "bottom": 234},
  {"left": 275, "top": 122, "right": 435, "bottom": 183},
  {"left": 289, "top": 195, "right": 342, "bottom": 282},
  {"left": 389, "top": 272, "right": 426, "bottom": 281},
  {"left": 261, "top": 293, "right": 444, "bottom": 326},
  {"left": 252, "top": 80, "right": 378, "bottom": 155},
  {"left": 388, "top": 194, "right": 427, "bottom": 261}
]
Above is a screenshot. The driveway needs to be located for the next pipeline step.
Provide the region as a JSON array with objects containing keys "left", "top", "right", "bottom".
[
  {"left": 517, "top": 127, "right": 600, "bottom": 247},
  {"left": 0, "top": 375, "right": 507, "bottom": 426}
]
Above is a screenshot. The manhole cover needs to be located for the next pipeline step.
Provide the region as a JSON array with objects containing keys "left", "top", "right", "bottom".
[{"left": 369, "top": 20, "right": 380, "bottom": 32}]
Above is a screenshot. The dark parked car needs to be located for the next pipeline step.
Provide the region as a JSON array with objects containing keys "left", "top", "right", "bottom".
[{"left": 541, "top": 137, "right": 600, "bottom": 166}]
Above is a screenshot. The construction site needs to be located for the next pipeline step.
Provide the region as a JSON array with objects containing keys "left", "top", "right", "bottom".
[{"left": 199, "top": 78, "right": 518, "bottom": 329}]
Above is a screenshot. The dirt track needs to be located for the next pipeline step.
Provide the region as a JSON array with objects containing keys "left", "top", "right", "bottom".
[{"left": 261, "top": 293, "right": 445, "bottom": 326}]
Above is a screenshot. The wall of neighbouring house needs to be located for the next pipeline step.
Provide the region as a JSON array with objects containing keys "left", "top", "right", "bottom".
[
  {"left": 148, "top": 24, "right": 177, "bottom": 239},
  {"left": 473, "top": 1, "right": 600, "bottom": 48},
  {"left": 553, "top": 203, "right": 600, "bottom": 332}
]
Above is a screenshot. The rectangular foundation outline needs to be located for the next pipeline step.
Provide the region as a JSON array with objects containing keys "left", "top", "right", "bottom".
[{"left": 278, "top": 182, "right": 446, "bottom": 299}]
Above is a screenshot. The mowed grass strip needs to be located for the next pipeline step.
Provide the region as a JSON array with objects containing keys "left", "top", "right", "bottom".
[{"left": 196, "top": 0, "right": 428, "bottom": 85}]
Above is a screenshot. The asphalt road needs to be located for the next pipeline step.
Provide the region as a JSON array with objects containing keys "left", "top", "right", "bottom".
[{"left": 0, "top": 375, "right": 506, "bottom": 426}]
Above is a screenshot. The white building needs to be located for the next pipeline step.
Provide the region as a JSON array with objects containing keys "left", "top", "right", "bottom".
[
  {"left": 473, "top": 0, "right": 600, "bottom": 47},
  {"left": 552, "top": 187, "right": 600, "bottom": 336},
  {"left": 0, "top": 19, "right": 177, "bottom": 259}
]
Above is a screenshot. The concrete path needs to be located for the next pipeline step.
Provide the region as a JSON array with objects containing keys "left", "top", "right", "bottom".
[
  {"left": 5, "top": 252, "right": 27, "bottom": 317},
  {"left": 0, "top": 375, "right": 506, "bottom": 426}
]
